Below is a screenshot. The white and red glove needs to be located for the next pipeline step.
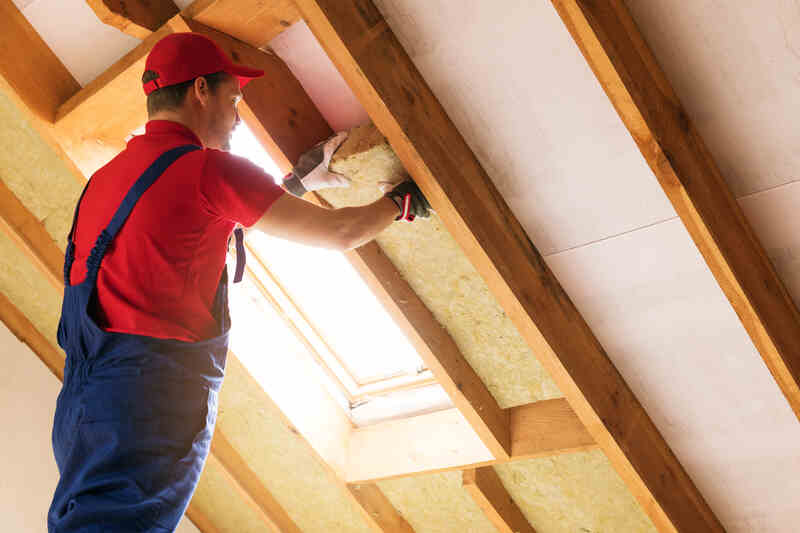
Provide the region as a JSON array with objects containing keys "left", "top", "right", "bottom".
[{"left": 283, "top": 131, "right": 350, "bottom": 196}]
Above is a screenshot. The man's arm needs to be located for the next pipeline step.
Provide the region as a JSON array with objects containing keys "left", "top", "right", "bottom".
[{"left": 253, "top": 193, "right": 399, "bottom": 251}]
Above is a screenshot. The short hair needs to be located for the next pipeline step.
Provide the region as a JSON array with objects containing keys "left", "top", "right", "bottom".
[{"left": 142, "top": 70, "right": 232, "bottom": 115}]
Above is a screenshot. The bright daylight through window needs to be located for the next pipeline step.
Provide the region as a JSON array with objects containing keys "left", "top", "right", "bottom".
[{"left": 226, "top": 123, "right": 451, "bottom": 426}]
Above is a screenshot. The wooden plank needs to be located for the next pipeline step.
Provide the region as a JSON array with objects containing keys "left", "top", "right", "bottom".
[
  {"left": 510, "top": 398, "right": 596, "bottom": 459},
  {"left": 346, "top": 408, "right": 495, "bottom": 484},
  {"left": 54, "top": 18, "right": 183, "bottom": 176},
  {"left": 185, "top": 506, "right": 222, "bottom": 533},
  {"left": 347, "top": 483, "right": 415, "bottom": 533},
  {"left": 0, "top": 0, "right": 80, "bottom": 122},
  {"left": 292, "top": 1, "right": 722, "bottom": 531},
  {"left": 211, "top": 431, "right": 303, "bottom": 533},
  {"left": 86, "top": 0, "right": 179, "bottom": 39},
  {"left": 346, "top": 399, "right": 595, "bottom": 483},
  {"left": 463, "top": 467, "right": 536, "bottom": 533},
  {"left": 182, "top": 0, "right": 301, "bottom": 49},
  {"left": 550, "top": 1, "right": 800, "bottom": 423},
  {"left": 0, "top": 179, "right": 64, "bottom": 289}
]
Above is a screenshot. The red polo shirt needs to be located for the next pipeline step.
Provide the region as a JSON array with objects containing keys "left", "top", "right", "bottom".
[{"left": 69, "top": 120, "right": 284, "bottom": 342}]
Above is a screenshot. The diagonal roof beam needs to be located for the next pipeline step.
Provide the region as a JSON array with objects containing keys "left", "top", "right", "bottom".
[
  {"left": 292, "top": 1, "right": 723, "bottom": 531},
  {"left": 347, "top": 483, "right": 416, "bottom": 533},
  {"left": 86, "top": 0, "right": 179, "bottom": 39},
  {"left": 463, "top": 467, "right": 536, "bottom": 533},
  {"left": 550, "top": 0, "right": 800, "bottom": 423}
]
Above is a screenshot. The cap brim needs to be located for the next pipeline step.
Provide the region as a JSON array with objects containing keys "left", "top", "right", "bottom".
[{"left": 229, "top": 64, "right": 264, "bottom": 88}]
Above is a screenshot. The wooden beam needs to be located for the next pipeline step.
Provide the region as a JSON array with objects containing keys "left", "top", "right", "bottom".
[
  {"left": 211, "top": 430, "right": 303, "bottom": 533},
  {"left": 0, "top": 0, "right": 80, "bottom": 122},
  {"left": 86, "top": 0, "right": 179, "bottom": 39},
  {"left": 185, "top": 506, "right": 222, "bottom": 533},
  {"left": 0, "top": 180, "right": 64, "bottom": 290},
  {"left": 347, "top": 483, "right": 415, "bottom": 533},
  {"left": 0, "top": 290, "right": 64, "bottom": 380},
  {"left": 510, "top": 398, "right": 596, "bottom": 460},
  {"left": 550, "top": 1, "right": 800, "bottom": 424},
  {"left": 463, "top": 467, "right": 536, "bottom": 533},
  {"left": 346, "top": 399, "right": 595, "bottom": 483},
  {"left": 182, "top": 0, "right": 300, "bottom": 49},
  {"left": 292, "top": 1, "right": 722, "bottom": 532},
  {"left": 54, "top": 18, "right": 182, "bottom": 176}
]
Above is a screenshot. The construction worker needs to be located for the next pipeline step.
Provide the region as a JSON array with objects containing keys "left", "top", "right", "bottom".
[{"left": 48, "top": 32, "right": 430, "bottom": 532}]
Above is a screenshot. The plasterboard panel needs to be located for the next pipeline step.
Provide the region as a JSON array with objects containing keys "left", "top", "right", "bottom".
[
  {"left": 739, "top": 180, "right": 800, "bottom": 303},
  {"left": 20, "top": 0, "right": 140, "bottom": 86},
  {"left": 0, "top": 83, "right": 80, "bottom": 250},
  {"left": 376, "top": 471, "right": 496, "bottom": 533},
  {"left": 369, "top": 0, "right": 675, "bottom": 256},
  {"left": 268, "top": 20, "right": 369, "bottom": 132},
  {"left": 495, "top": 451, "right": 656, "bottom": 533},
  {"left": 544, "top": 218, "right": 800, "bottom": 532},
  {"left": 625, "top": 0, "right": 800, "bottom": 197},
  {"left": 321, "top": 124, "right": 561, "bottom": 408}
]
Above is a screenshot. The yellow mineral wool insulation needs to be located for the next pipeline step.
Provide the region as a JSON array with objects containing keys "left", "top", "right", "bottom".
[
  {"left": 190, "top": 454, "right": 268, "bottom": 533},
  {"left": 216, "top": 356, "right": 373, "bottom": 533},
  {"left": 321, "top": 123, "right": 561, "bottom": 407},
  {"left": 376, "top": 470, "right": 497, "bottom": 533},
  {"left": 494, "top": 450, "right": 657, "bottom": 533},
  {"left": 0, "top": 231, "right": 62, "bottom": 344},
  {"left": 0, "top": 85, "right": 81, "bottom": 250}
]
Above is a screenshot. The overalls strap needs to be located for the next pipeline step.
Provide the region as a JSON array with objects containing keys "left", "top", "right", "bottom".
[{"left": 66, "top": 145, "right": 201, "bottom": 285}]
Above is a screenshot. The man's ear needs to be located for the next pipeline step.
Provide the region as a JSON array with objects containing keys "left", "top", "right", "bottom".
[{"left": 192, "top": 76, "right": 210, "bottom": 107}]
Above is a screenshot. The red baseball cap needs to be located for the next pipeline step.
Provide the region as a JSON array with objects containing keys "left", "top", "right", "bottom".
[{"left": 143, "top": 32, "right": 264, "bottom": 95}]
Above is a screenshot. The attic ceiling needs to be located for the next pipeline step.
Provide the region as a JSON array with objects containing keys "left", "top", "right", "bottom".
[{"left": 1, "top": 1, "right": 800, "bottom": 533}]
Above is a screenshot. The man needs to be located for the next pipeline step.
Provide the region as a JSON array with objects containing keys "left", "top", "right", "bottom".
[{"left": 48, "top": 32, "right": 429, "bottom": 532}]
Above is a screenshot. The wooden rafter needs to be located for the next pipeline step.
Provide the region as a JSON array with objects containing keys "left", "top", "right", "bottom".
[
  {"left": 0, "top": 0, "right": 80, "bottom": 122},
  {"left": 550, "top": 0, "right": 800, "bottom": 423},
  {"left": 347, "top": 483, "right": 415, "bottom": 533},
  {"left": 463, "top": 467, "right": 536, "bottom": 533},
  {"left": 292, "top": 1, "right": 722, "bottom": 531},
  {"left": 86, "top": 0, "right": 179, "bottom": 39},
  {"left": 181, "top": 0, "right": 301, "bottom": 49}
]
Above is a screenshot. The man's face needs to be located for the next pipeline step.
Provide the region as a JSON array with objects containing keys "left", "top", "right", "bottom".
[{"left": 205, "top": 75, "right": 243, "bottom": 151}]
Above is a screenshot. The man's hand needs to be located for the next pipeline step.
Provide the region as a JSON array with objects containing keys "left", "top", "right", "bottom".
[
  {"left": 283, "top": 132, "right": 350, "bottom": 196},
  {"left": 386, "top": 180, "right": 431, "bottom": 221}
]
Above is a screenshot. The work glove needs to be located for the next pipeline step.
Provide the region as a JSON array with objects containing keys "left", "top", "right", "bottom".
[
  {"left": 283, "top": 131, "right": 350, "bottom": 196},
  {"left": 386, "top": 180, "right": 431, "bottom": 221}
]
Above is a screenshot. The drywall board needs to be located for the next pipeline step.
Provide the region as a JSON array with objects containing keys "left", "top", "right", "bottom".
[
  {"left": 739, "top": 180, "right": 800, "bottom": 304},
  {"left": 216, "top": 355, "right": 372, "bottom": 533},
  {"left": 1, "top": 319, "right": 61, "bottom": 532},
  {"left": 0, "top": 321, "right": 201, "bottom": 533},
  {"left": 366, "top": 0, "right": 676, "bottom": 257},
  {"left": 0, "top": 83, "right": 81, "bottom": 249},
  {"left": 376, "top": 471, "right": 497, "bottom": 533},
  {"left": 624, "top": 0, "right": 800, "bottom": 198},
  {"left": 544, "top": 218, "right": 800, "bottom": 532},
  {"left": 268, "top": 20, "right": 369, "bottom": 132},
  {"left": 495, "top": 451, "right": 656, "bottom": 533},
  {"left": 19, "top": 0, "right": 140, "bottom": 86},
  {"left": 321, "top": 124, "right": 561, "bottom": 408}
]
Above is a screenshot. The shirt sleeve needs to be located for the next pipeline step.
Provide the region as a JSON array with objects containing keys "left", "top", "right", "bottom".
[{"left": 198, "top": 149, "right": 285, "bottom": 227}]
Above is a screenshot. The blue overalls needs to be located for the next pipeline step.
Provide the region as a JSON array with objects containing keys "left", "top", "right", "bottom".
[{"left": 49, "top": 146, "right": 237, "bottom": 532}]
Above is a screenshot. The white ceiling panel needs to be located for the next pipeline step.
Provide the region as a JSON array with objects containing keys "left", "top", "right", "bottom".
[
  {"left": 21, "top": 0, "right": 140, "bottom": 86},
  {"left": 371, "top": 0, "right": 677, "bottom": 255},
  {"left": 625, "top": 0, "right": 800, "bottom": 197},
  {"left": 545, "top": 218, "right": 800, "bottom": 532}
]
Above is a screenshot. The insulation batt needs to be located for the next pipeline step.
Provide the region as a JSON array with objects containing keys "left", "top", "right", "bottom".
[{"left": 321, "top": 123, "right": 561, "bottom": 408}]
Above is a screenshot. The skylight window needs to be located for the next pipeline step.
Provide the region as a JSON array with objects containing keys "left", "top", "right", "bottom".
[{"left": 227, "top": 123, "right": 451, "bottom": 426}]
